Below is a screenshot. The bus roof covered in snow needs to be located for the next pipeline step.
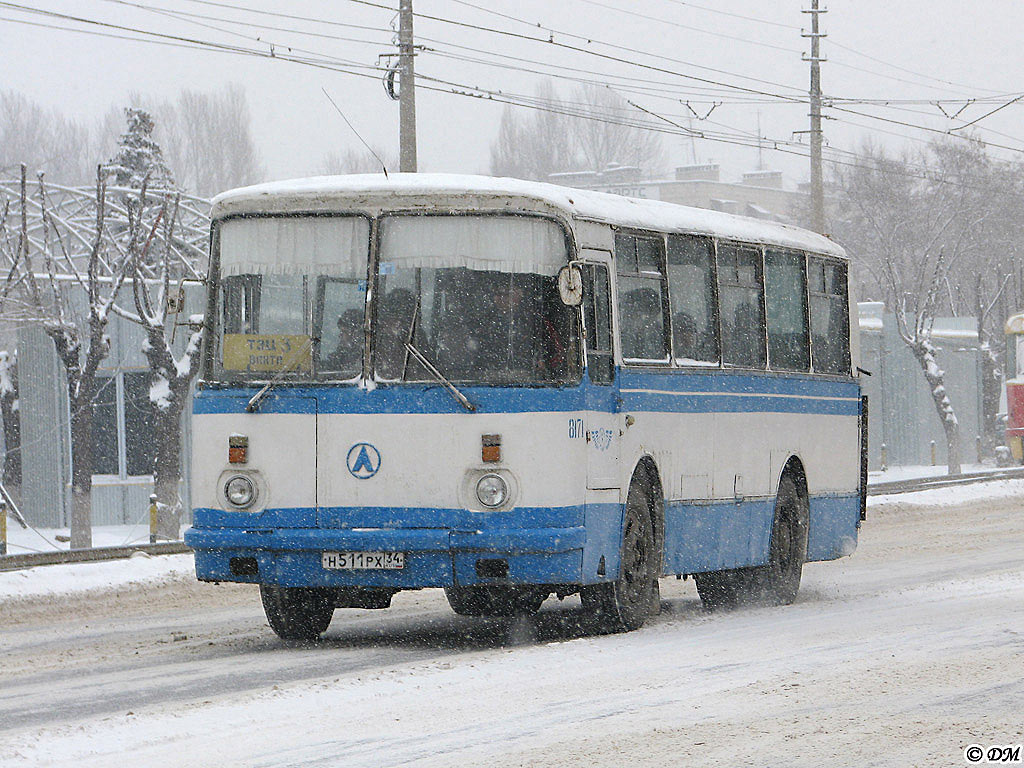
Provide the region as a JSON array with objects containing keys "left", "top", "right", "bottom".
[{"left": 211, "top": 173, "right": 847, "bottom": 261}]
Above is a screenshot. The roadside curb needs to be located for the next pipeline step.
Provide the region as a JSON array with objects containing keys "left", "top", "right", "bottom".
[{"left": 0, "top": 542, "right": 191, "bottom": 572}]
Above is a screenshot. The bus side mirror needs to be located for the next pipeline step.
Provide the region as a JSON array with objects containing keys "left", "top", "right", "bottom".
[{"left": 558, "top": 264, "right": 583, "bottom": 307}]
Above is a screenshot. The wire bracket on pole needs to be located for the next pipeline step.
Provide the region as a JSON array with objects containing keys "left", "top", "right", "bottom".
[
  {"left": 682, "top": 101, "right": 720, "bottom": 120},
  {"left": 933, "top": 100, "right": 974, "bottom": 120}
]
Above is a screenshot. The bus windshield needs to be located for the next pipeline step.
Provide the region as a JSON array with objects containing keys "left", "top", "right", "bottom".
[
  {"left": 374, "top": 215, "right": 579, "bottom": 385},
  {"left": 214, "top": 214, "right": 369, "bottom": 381},
  {"left": 211, "top": 213, "right": 579, "bottom": 385}
]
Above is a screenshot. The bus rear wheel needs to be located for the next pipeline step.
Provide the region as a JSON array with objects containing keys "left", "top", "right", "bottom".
[
  {"left": 695, "top": 474, "right": 807, "bottom": 610},
  {"left": 444, "top": 585, "right": 547, "bottom": 617},
  {"left": 753, "top": 474, "right": 808, "bottom": 605},
  {"left": 260, "top": 584, "right": 335, "bottom": 641},
  {"left": 581, "top": 478, "right": 658, "bottom": 633}
]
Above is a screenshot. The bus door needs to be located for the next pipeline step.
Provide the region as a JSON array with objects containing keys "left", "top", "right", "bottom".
[{"left": 581, "top": 259, "right": 620, "bottom": 489}]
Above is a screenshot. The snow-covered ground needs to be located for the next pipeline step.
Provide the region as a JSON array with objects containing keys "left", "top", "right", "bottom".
[
  {"left": 3, "top": 482, "right": 1024, "bottom": 767},
  {"left": 0, "top": 552, "right": 194, "bottom": 600}
]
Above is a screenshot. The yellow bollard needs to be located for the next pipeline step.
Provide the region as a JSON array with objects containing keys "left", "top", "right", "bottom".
[
  {"left": 930, "top": 440, "right": 936, "bottom": 466},
  {"left": 149, "top": 494, "right": 158, "bottom": 544},
  {"left": 1, "top": 499, "right": 7, "bottom": 556}
]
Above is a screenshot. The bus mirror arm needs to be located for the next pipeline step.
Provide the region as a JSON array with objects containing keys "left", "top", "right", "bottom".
[{"left": 856, "top": 366, "right": 872, "bottom": 376}]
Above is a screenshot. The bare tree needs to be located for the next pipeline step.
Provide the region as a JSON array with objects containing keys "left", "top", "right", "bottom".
[
  {"left": 571, "top": 84, "right": 666, "bottom": 174},
  {"left": 830, "top": 140, "right": 1001, "bottom": 474},
  {"left": 0, "top": 91, "right": 94, "bottom": 185},
  {"left": 0, "top": 166, "right": 135, "bottom": 547},
  {"left": 320, "top": 147, "right": 395, "bottom": 175},
  {"left": 110, "top": 195, "right": 203, "bottom": 540},
  {"left": 491, "top": 82, "right": 579, "bottom": 181},
  {"left": 490, "top": 81, "right": 665, "bottom": 180},
  {"left": 934, "top": 144, "right": 1024, "bottom": 452},
  {"left": 0, "top": 348, "right": 19, "bottom": 493},
  {"left": 157, "top": 84, "right": 263, "bottom": 196}
]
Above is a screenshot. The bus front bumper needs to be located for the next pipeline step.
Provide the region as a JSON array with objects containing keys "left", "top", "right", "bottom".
[{"left": 184, "top": 526, "right": 587, "bottom": 588}]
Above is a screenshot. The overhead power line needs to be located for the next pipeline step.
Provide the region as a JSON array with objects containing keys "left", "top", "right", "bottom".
[
  {"left": 5, "top": 0, "right": 1024, "bottom": 180},
  {"left": 340, "top": 0, "right": 810, "bottom": 102}
]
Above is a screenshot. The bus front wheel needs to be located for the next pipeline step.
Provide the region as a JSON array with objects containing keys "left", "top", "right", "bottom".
[
  {"left": 260, "top": 584, "right": 335, "bottom": 641},
  {"left": 581, "top": 478, "right": 658, "bottom": 633}
]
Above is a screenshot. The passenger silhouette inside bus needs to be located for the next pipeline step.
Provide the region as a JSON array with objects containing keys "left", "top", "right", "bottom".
[
  {"left": 376, "top": 288, "right": 417, "bottom": 379},
  {"left": 380, "top": 268, "right": 575, "bottom": 384},
  {"left": 672, "top": 311, "right": 698, "bottom": 359},
  {"left": 620, "top": 286, "right": 665, "bottom": 360},
  {"left": 323, "top": 308, "right": 363, "bottom": 372}
]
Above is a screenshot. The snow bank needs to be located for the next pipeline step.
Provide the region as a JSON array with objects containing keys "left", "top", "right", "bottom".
[
  {"left": 0, "top": 554, "right": 194, "bottom": 601},
  {"left": 870, "top": 477, "right": 1024, "bottom": 508}
]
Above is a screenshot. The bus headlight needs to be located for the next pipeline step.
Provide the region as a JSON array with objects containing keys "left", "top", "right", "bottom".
[
  {"left": 476, "top": 473, "right": 508, "bottom": 508},
  {"left": 225, "top": 475, "right": 257, "bottom": 509}
]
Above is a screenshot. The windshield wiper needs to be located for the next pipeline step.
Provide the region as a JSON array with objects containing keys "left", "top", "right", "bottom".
[
  {"left": 246, "top": 336, "right": 316, "bottom": 413},
  {"left": 400, "top": 294, "right": 421, "bottom": 381},
  {"left": 403, "top": 341, "right": 476, "bottom": 412}
]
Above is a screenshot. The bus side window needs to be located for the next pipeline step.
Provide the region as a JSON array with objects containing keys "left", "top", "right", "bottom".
[
  {"left": 667, "top": 234, "right": 719, "bottom": 365},
  {"left": 764, "top": 249, "right": 810, "bottom": 372},
  {"left": 583, "top": 264, "right": 614, "bottom": 384},
  {"left": 616, "top": 233, "right": 669, "bottom": 363},
  {"left": 808, "top": 257, "right": 851, "bottom": 374},
  {"left": 718, "top": 243, "right": 766, "bottom": 369}
]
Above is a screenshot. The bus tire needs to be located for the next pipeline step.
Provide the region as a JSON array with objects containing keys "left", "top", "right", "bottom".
[
  {"left": 753, "top": 473, "right": 808, "bottom": 605},
  {"left": 695, "top": 474, "right": 807, "bottom": 610},
  {"left": 444, "top": 585, "right": 546, "bottom": 617},
  {"left": 259, "top": 584, "right": 334, "bottom": 641},
  {"left": 581, "top": 477, "right": 657, "bottom": 633}
]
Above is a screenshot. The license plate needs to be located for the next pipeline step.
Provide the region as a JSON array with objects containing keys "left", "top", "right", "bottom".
[{"left": 322, "top": 551, "right": 405, "bottom": 570}]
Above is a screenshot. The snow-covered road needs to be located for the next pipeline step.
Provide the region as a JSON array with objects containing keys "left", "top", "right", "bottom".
[{"left": 3, "top": 486, "right": 1024, "bottom": 767}]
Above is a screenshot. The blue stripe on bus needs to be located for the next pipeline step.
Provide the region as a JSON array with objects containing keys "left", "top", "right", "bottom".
[
  {"left": 193, "top": 504, "right": 585, "bottom": 530},
  {"left": 187, "top": 492, "right": 859, "bottom": 588},
  {"left": 193, "top": 369, "right": 860, "bottom": 416}
]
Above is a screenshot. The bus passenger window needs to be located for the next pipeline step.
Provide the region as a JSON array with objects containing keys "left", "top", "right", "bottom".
[
  {"left": 764, "top": 249, "right": 810, "bottom": 372},
  {"left": 583, "top": 264, "right": 614, "bottom": 384},
  {"left": 808, "top": 257, "right": 851, "bottom": 375},
  {"left": 616, "top": 233, "right": 669, "bottom": 363},
  {"left": 717, "top": 243, "right": 766, "bottom": 369},
  {"left": 667, "top": 235, "right": 719, "bottom": 365}
]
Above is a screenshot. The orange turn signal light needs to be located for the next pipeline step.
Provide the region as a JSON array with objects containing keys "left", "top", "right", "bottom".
[
  {"left": 229, "top": 435, "right": 248, "bottom": 464},
  {"left": 482, "top": 434, "right": 501, "bottom": 463}
]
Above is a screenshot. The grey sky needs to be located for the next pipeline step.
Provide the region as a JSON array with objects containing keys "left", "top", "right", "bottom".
[{"left": 4, "top": 1, "right": 1022, "bottom": 187}]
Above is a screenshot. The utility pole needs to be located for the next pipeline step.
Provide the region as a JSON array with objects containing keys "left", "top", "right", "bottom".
[
  {"left": 802, "top": 1, "right": 826, "bottom": 234},
  {"left": 398, "top": 0, "right": 418, "bottom": 172}
]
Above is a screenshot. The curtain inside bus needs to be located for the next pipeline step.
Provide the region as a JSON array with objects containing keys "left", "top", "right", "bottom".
[{"left": 214, "top": 215, "right": 370, "bottom": 380}]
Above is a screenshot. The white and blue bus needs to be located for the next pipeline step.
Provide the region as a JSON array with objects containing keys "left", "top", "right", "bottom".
[{"left": 185, "top": 175, "right": 867, "bottom": 640}]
